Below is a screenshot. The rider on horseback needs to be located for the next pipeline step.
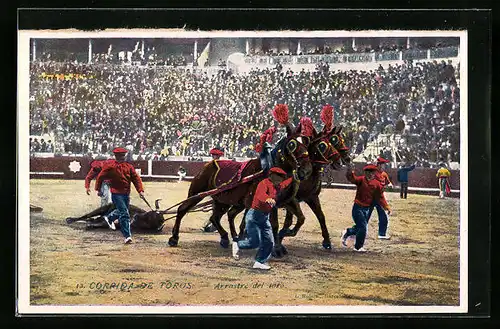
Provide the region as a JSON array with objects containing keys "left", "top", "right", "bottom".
[{"left": 259, "top": 142, "right": 274, "bottom": 174}]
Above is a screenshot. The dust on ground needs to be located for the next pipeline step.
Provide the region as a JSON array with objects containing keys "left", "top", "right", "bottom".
[{"left": 28, "top": 179, "right": 461, "bottom": 306}]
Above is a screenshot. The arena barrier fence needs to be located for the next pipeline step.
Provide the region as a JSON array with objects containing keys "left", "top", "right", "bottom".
[
  {"left": 29, "top": 157, "right": 460, "bottom": 198},
  {"left": 136, "top": 175, "right": 459, "bottom": 198}
]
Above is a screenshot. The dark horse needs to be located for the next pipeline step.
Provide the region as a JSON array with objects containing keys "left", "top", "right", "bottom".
[
  {"left": 167, "top": 123, "right": 313, "bottom": 251},
  {"left": 275, "top": 126, "right": 351, "bottom": 253},
  {"left": 233, "top": 126, "right": 351, "bottom": 256}
]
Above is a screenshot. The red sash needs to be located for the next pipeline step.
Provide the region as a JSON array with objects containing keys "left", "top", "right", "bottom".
[{"left": 439, "top": 176, "right": 451, "bottom": 195}]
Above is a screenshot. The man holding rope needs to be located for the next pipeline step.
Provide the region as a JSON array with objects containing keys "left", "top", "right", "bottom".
[
  {"left": 232, "top": 167, "right": 295, "bottom": 270},
  {"left": 95, "top": 147, "right": 145, "bottom": 244}
]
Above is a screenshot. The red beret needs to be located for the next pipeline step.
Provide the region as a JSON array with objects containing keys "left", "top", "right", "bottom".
[
  {"left": 269, "top": 167, "right": 287, "bottom": 176},
  {"left": 209, "top": 148, "right": 224, "bottom": 156},
  {"left": 112, "top": 147, "right": 128, "bottom": 154},
  {"left": 377, "top": 157, "right": 390, "bottom": 164},
  {"left": 363, "top": 164, "right": 378, "bottom": 171}
]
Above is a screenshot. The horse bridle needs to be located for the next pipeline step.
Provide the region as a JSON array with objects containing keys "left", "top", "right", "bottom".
[
  {"left": 275, "top": 137, "right": 309, "bottom": 173},
  {"left": 330, "top": 133, "right": 350, "bottom": 153},
  {"left": 309, "top": 130, "right": 344, "bottom": 166},
  {"left": 312, "top": 140, "right": 339, "bottom": 165}
]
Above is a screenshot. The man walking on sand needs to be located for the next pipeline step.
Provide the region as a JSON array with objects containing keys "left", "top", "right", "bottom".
[
  {"left": 232, "top": 167, "right": 296, "bottom": 270},
  {"left": 367, "top": 157, "right": 393, "bottom": 239},
  {"left": 397, "top": 162, "right": 416, "bottom": 199},
  {"left": 341, "top": 163, "right": 391, "bottom": 252},
  {"left": 95, "top": 147, "right": 145, "bottom": 244}
]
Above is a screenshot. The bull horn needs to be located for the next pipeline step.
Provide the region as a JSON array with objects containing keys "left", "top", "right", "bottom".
[{"left": 155, "top": 199, "right": 162, "bottom": 210}]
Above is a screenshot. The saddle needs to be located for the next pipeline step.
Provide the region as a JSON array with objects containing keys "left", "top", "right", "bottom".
[{"left": 213, "top": 160, "right": 253, "bottom": 189}]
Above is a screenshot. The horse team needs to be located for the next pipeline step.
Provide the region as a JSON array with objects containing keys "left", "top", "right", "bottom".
[
  {"left": 169, "top": 104, "right": 351, "bottom": 257},
  {"left": 68, "top": 104, "right": 353, "bottom": 259}
]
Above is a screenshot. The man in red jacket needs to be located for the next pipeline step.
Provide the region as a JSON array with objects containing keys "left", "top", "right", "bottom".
[
  {"left": 232, "top": 167, "right": 296, "bottom": 270},
  {"left": 209, "top": 148, "right": 224, "bottom": 160},
  {"left": 341, "top": 163, "right": 391, "bottom": 252},
  {"left": 95, "top": 147, "right": 145, "bottom": 244},
  {"left": 368, "top": 157, "right": 393, "bottom": 239}
]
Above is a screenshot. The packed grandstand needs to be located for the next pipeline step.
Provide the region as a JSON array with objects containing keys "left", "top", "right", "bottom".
[{"left": 28, "top": 37, "right": 460, "bottom": 168}]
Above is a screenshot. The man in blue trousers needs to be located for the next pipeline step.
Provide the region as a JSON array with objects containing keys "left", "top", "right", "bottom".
[
  {"left": 232, "top": 167, "right": 295, "bottom": 270},
  {"left": 368, "top": 157, "right": 393, "bottom": 240},
  {"left": 397, "top": 162, "right": 416, "bottom": 199}
]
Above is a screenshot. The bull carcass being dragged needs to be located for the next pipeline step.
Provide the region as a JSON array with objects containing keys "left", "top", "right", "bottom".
[{"left": 65, "top": 199, "right": 213, "bottom": 232}]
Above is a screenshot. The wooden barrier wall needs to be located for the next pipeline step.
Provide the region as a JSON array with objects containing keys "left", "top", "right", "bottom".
[{"left": 29, "top": 157, "right": 460, "bottom": 190}]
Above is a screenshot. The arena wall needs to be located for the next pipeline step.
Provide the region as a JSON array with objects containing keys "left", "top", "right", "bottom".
[
  {"left": 29, "top": 157, "right": 460, "bottom": 193},
  {"left": 237, "top": 57, "right": 460, "bottom": 74}
]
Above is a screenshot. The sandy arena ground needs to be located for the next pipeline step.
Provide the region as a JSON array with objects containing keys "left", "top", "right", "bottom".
[{"left": 28, "top": 179, "right": 461, "bottom": 307}]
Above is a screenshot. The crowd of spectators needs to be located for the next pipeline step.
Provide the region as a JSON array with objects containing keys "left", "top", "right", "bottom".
[
  {"left": 29, "top": 57, "right": 460, "bottom": 167},
  {"left": 246, "top": 40, "right": 459, "bottom": 57},
  {"left": 86, "top": 51, "right": 189, "bottom": 67},
  {"left": 334, "top": 60, "right": 460, "bottom": 166},
  {"left": 29, "top": 137, "right": 54, "bottom": 153}
]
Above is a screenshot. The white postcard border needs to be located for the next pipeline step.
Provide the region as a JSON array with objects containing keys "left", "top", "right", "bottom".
[{"left": 17, "top": 29, "right": 469, "bottom": 315}]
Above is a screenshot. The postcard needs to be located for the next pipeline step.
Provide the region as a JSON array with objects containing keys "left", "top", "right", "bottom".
[{"left": 18, "top": 27, "right": 468, "bottom": 315}]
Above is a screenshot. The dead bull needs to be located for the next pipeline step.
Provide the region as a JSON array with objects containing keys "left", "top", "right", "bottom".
[{"left": 66, "top": 199, "right": 167, "bottom": 232}]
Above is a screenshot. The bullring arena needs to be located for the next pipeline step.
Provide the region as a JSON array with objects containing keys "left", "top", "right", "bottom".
[
  {"left": 22, "top": 32, "right": 464, "bottom": 309},
  {"left": 30, "top": 177, "right": 460, "bottom": 306}
]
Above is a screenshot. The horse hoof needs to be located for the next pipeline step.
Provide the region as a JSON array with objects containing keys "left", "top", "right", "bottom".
[
  {"left": 281, "top": 245, "right": 288, "bottom": 255},
  {"left": 272, "top": 247, "right": 284, "bottom": 259},
  {"left": 220, "top": 238, "right": 230, "bottom": 248},
  {"left": 279, "top": 228, "right": 294, "bottom": 238},
  {"left": 168, "top": 237, "right": 178, "bottom": 247},
  {"left": 322, "top": 241, "right": 332, "bottom": 250},
  {"left": 203, "top": 224, "right": 218, "bottom": 233}
]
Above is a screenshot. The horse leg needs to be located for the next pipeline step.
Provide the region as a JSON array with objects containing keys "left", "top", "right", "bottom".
[
  {"left": 238, "top": 209, "right": 248, "bottom": 240},
  {"left": 278, "top": 209, "right": 295, "bottom": 242},
  {"left": 226, "top": 205, "right": 245, "bottom": 242},
  {"left": 282, "top": 200, "right": 306, "bottom": 238},
  {"left": 269, "top": 208, "right": 287, "bottom": 258},
  {"left": 85, "top": 219, "right": 109, "bottom": 230},
  {"left": 66, "top": 204, "right": 115, "bottom": 224},
  {"left": 202, "top": 202, "right": 218, "bottom": 232},
  {"left": 209, "top": 202, "right": 231, "bottom": 248},
  {"left": 305, "top": 197, "right": 331, "bottom": 250},
  {"left": 169, "top": 196, "right": 203, "bottom": 247}
]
